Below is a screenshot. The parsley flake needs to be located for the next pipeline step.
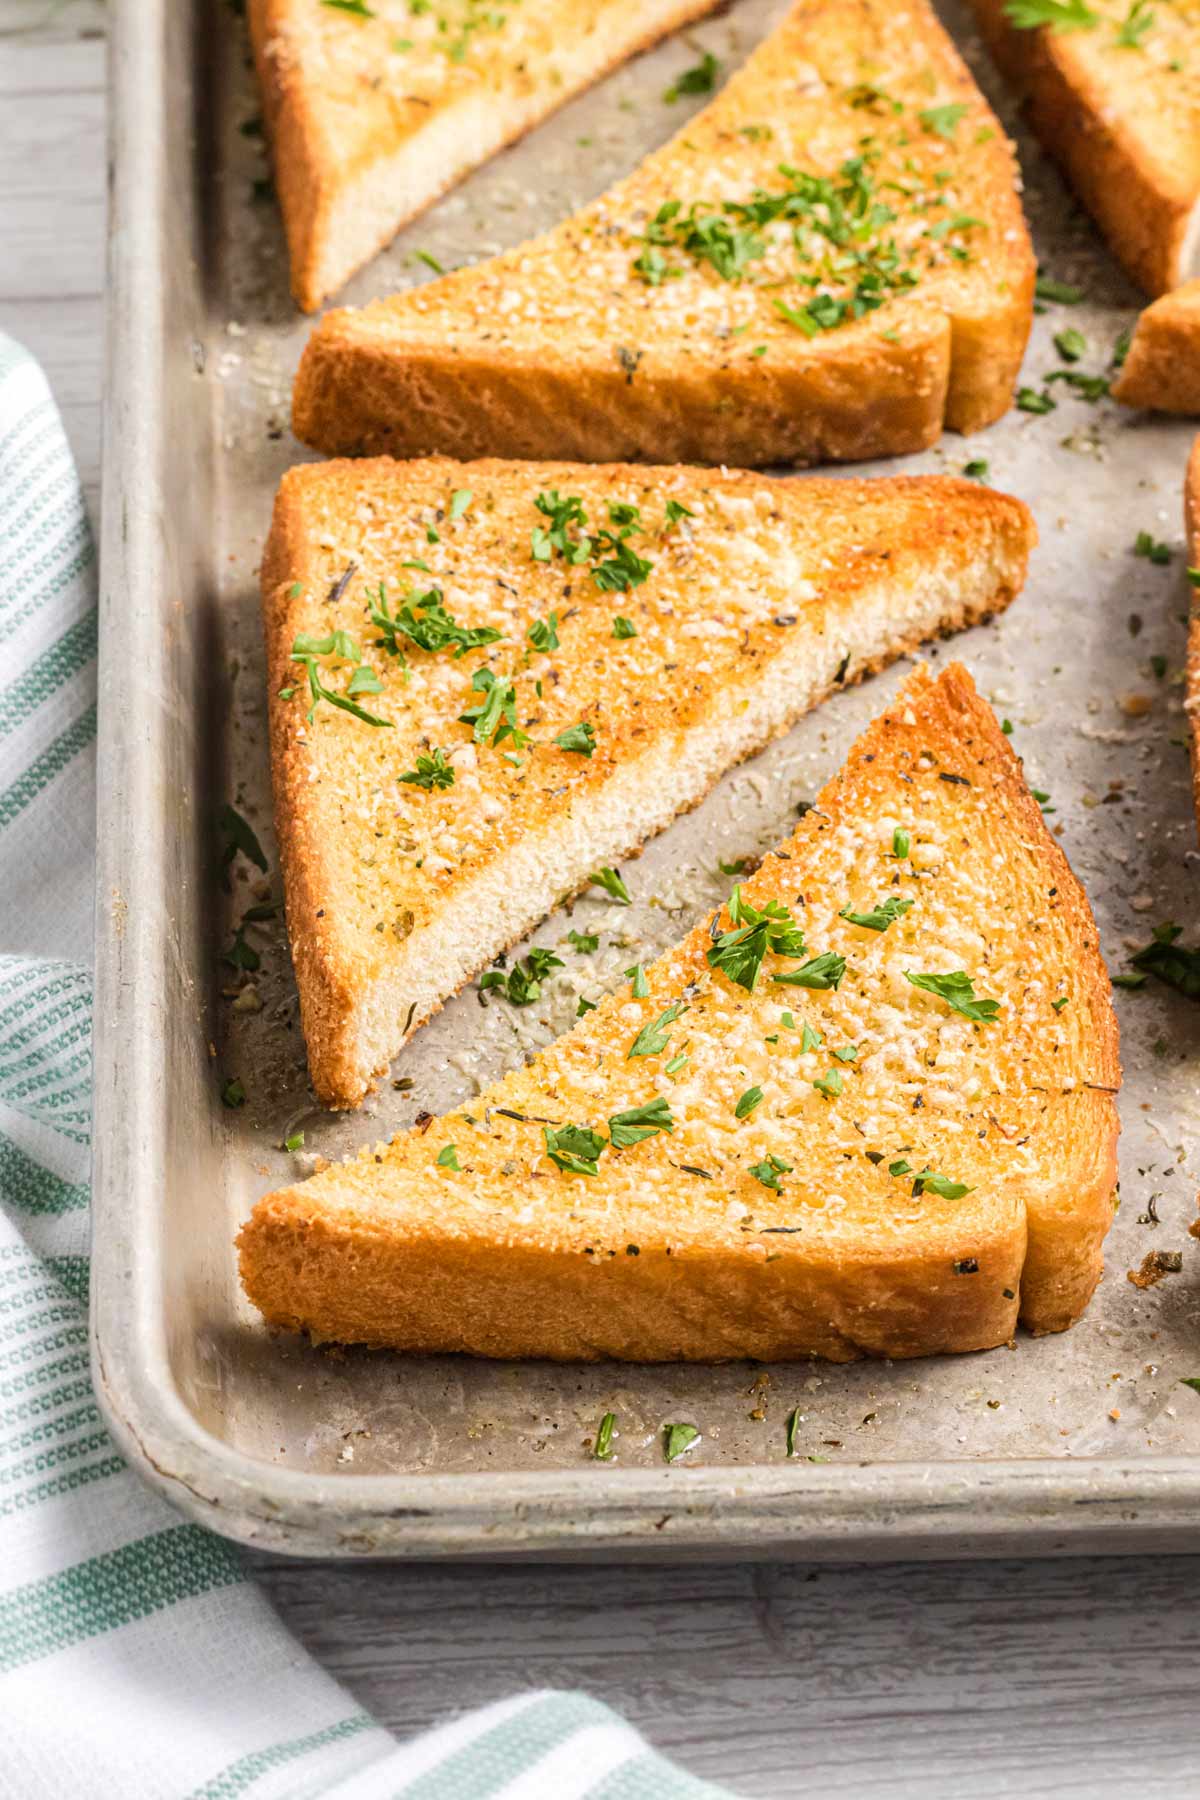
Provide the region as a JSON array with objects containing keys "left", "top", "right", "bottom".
[
  {"left": 735, "top": 1085, "right": 764, "bottom": 1120},
  {"left": 609, "top": 1096, "right": 674, "bottom": 1146},
  {"left": 544, "top": 1123, "right": 607, "bottom": 1177},
  {"left": 612, "top": 616, "right": 638, "bottom": 640},
  {"left": 905, "top": 969, "right": 1000, "bottom": 1022},
  {"left": 436, "top": 1144, "right": 460, "bottom": 1170},
  {"left": 839, "top": 895, "right": 913, "bottom": 932},
  {"left": 399, "top": 747, "right": 455, "bottom": 791},
  {"left": 594, "top": 1411, "right": 617, "bottom": 1459},
  {"left": 919, "top": 102, "right": 968, "bottom": 141},
  {"left": 589, "top": 866, "right": 631, "bottom": 905},
  {"left": 629, "top": 1001, "right": 688, "bottom": 1059},
  {"left": 707, "top": 887, "right": 808, "bottom": 992},
  {"left": 664, "top": 52, "right": 720, "bottom": 103},
  {"left": 663, "top": 1422, "right": 701, "bottom": 1462},
  {"left": 749, "top": 1152, "right": 793, "bottom": 1192},
  {"left": 554, "top": 721, "right": 597, "bottom": 758}
]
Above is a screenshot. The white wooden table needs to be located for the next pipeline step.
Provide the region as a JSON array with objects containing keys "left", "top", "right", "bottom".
[{"left": 7, "top": 5, "right": 1198, "bottom": 1794}]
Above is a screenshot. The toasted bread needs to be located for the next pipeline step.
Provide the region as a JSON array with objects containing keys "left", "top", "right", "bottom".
[
  {"left": 263, "top": 457, "right": 1034, "bottom": 1107},
  {"left": 1185, "top": 434, "right": 1200, "bottom": 837},
  {"left": 968, "top": 0, "right": 1200, "bottom": 298},
  {"left": 1112, "top": 281, "right": 1200, "bottom": 411},
  {"left": 239, "top": 663, "right": 1120, "bottom": 1361},
  {"left": 248, "top": 0, "right": 720, "bottom": 312},
  {"left": 291, "top": 0, "right": 1034, "bottom": 466}
]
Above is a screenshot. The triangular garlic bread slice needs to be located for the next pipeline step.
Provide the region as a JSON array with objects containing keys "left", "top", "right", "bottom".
[
  {"left": 248, "top": 0, "right": 720, "bottom": 311},
  {"left": 1112, "top": 281, "right": 1200, "bottom": 413},
  {"left": 263, "top": 457, "right": 1033, "bottom": 1106},
  {"left": 240, "top": 662, "right": 1119, "bottom": 1361},
  {"left": 969, "top": 0, "right": 1200, "bottom": 298},
  {"left": 293, "top": 0, "right": 1035, "bottom": 465}
]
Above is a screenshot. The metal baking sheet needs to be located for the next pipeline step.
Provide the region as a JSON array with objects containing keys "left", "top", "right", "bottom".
[{"left": 92, "top": 0, "right": 1200, "bottom": 1558}]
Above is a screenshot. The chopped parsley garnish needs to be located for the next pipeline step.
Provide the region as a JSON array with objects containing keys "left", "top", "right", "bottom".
[
  {"left": 528, "top": 612, "right": 560, "bottom": 653},
  {"left": 1054, "top": 326, "right": 1086, "bottom": 362},
  {"left": 1134, "top": 530, "right": 1171, "bottom": 565},
  {"left": 773, "top": 952, "right": 845, "bottom": 990},
  {"left": 400, "top": 747, "right": 455, "bottom": 791},
  {"left": 412, "top": 249, "right": 444, "bottom": 274},
  {"left": 735, "top": 1085, "right": 764, "bottom": 1119},
  {"left": 448, "top": 487, "right": 472, "bottom": 520},
  {"left": 1045, "top": 369, "right": 1109, "bottom": 402},
  {"left": 749, "top": 1152, "right": 793, "bottom": 1192},
  {"left": 530, "top": 491, "right": 654, "bottom": 592},
  {"left": 785, "top": 1407, "right": 802, "bottom": 1457},
  {"left": 626, "top": 964, "right": 649, "bottom": 998},
  {"left": 569, "top": 929, "right": 599, "bottom": 954},
  {"left": 369, "top": 582, "right": 503, "bottom": 660},
  {"left": 219, "top": 803, "right": 268, "bottom": 873},
  {"left": 220, "top": 1077, "right": 245, "bottom": 1109},
  {"left": 813, "top": 1068, "right": 844, "bottom": 1100},
  {"left": 594, "top": 1411, "right": 617, "bottom": 1459},
  {"left": 459, "top": 668, "right": 529, "bottom": 749},
  {"left": 839, "top": 895, "right": 913, "bottom": 932},
  {"left": 664, "top": 51, "right": 719, "bottom": 103},
  {"left": 1052, "top": 996, "right": 1070, "bottom": 1012},
  {"left": 919, "top": 103, "right": 968, "bottom": 141},
  {"left": 963, "top": 459, "right": 989, "bottom": 481},
  {"left": 831, "top": 1044, "right": 858, "bottom": 1063},
  {"left": 590, "top": 866, "right": 631, "bottom": 905},
  {"left": 631, "top": 145, "right": 969, "bottom": 336},
  {"left": 664, "top": 1052, "right": 689, "bottom": 1075},
  {"left": 891, "top": 827, "right": 910, "bottom": 859},
  {"left": 322, "top": 0, "right": 376, "bottom": 15},
  {"left": 612, "top": 615, "right": 638, "bottom": 639},
  {"left": 1005, "top": 0, "right": 1097, "bottom": 27},
  {"left": 663, "top": 1422, "right": 700, "bottom": 1462},
  {"left": 800, "top": 1021, "right": 822, "bottom": 1052},
  {"left": 577, "top": 996, "right": 597, "bottom": 1016},
  {"left": 1034, "top": 272, "right": 1084, "bottom": 303},
  {"left": 554, "top": 721, "right": 597, "bottom": 757},
  {"left": 1115, "top": 0, "right": 1154, "bottom": 47},
  {"left": 1123, "top": 923, "right": 1200, "bottom": 999},
  {"left": 1180, "top": 1379, "right": 1200, "bottom": 1397},
  {"left": 480, "top": 947, "right": 563, "bottom": 1006},
  {"left": 719, "top": 857, "right": 750, "bottom": 876},
  {"left": 544, "top": 1123, "right": 607, "bottom": 1177},
  {"left": 284, "top": 631, "right": 392, "bottom": 728},
  {"left": 629, "top": 1001, "right": 688, "bottom": 1058},
  {"left": 889, "top": 1161, "right": 972, "bottom": 1199},
  {"left": 284, "top": 1131, "right": 304, "bottom": 1153},
  {"left": 224, "top": 922, "right": 261, "bottom": 973},
  {"left": 707, "top": 887, "right": 807, "bottom": 991},
  {"left": 905, "top": 969, "right": 1000, "bottom": 1022},
  {"left": 664, "top": 498, "right": 694, "bottom": 526},
  {"left": 609, "top": 1096, "right": 674, "bottom": 1146},
  {"left": 436, "top": 1144, "right": 460, "bottom": 1170},
  {"left": 1017, "top": 386, "right": 1056, "bottom": 414}
]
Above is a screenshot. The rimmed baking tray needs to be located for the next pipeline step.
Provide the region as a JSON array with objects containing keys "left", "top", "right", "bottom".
[{"left": 92, "top": 0, "right": 1200, "bottom": 1558}]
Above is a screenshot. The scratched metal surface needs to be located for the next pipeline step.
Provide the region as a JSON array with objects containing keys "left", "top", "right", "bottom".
[{"left": 93, "top": 0, "right": 1200, "bottom": 1555}]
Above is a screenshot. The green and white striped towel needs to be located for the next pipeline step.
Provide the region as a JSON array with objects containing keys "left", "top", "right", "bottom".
[{"left": 0, "top": 332, "right": 733, "bottom": 1800}]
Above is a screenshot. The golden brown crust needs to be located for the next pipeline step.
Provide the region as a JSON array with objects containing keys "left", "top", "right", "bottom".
[
  {"left": 261, "top": 457, "right": 1035, "bottom": 1106},
  {"left": 1185, "top": 435, "right": 1200, "bottom": 843},
  {"left": 1112, "top": 281, "right": 1200, "bottom": 411},
  {"left": 239, "top": 663, "right": 1120, "bottom": 1362},
  {"left": 248, "top": 0, "right": 722, "bottom": 312},
  {"left": 292, "top": 0, "right": 1034, "bottom": 464},
  {"left": 968, "top": 0, "right": 1200, "bottom": 298}
]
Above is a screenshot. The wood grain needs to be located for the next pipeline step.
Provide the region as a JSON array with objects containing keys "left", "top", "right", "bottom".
[{"left": 7, "top": 8, "right": 1199, "bottom": 1797}]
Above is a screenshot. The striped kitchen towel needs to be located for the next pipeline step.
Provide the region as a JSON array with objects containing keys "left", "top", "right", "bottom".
[{"left": 0, "top": 332, "right": 732, "bottom": 1799}]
